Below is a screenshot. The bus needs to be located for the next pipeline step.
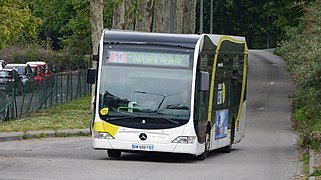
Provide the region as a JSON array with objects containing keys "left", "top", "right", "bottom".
[{"left": 87, "top": 29, "right": 248, "bottom": 160}]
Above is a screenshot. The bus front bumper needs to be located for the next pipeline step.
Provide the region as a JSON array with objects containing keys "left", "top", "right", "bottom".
[{"left": 92, "top": 138, "right": 198, "bottom": 155}]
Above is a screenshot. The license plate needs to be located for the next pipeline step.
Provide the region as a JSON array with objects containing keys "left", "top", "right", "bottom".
[{"left": 131, "top": 144, "right": 154, "bottom": 151}]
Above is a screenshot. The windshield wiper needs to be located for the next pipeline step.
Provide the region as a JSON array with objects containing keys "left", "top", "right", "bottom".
[{"left": 134, "top": 90, "right": 181, "bottom": 110}]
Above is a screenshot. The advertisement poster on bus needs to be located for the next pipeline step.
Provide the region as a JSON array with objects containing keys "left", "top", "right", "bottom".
[{"left": 215, "top": 109, "right": 229, "bottom": 139}]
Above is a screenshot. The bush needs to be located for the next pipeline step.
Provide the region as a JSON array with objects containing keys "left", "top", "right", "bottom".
[
  {"left": 278, "top": 1, "right": 321, "bottom": 149},
  {"left": 0, "top": 45, "right": 90, "bottom": 72}
]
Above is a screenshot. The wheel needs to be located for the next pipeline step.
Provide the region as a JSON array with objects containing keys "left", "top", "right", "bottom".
[
  {"left": 194, "top": 131, "right": 210, "bottom": 160},
  {"left": 107, "top": 150, "right": 121, "bottom": 158},
  {"left": 221, "top": 120, "right": 235, "bottom": 153}
]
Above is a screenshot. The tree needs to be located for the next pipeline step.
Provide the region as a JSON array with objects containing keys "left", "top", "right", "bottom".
[
  {"left": 89, "top": 0, "right": 105, "bottom": 110},
  {"left": 182, "top": 0, "right": 197, "bottom": 34},
  {"left": 60, "top": 0, "right": 92, "bottom": 55},
  {"left": 26, "top": 0, "right": 74, "bottom": 50},
  {"left": 0, "top": 0, "right": 41, "bottom": 49},
  {"left": 197, "top": 0, "right": 307, "bottom": 48},
  {"left": 135, "top": 0, "right": 153, "bottom": 31},
  {"left": 152, "top": 0, "right": 170, "bottom": 33},
  {"left": 112, "top": 0, "right": 197, "bottom": 33},
  {"left": 90, "top": 0, "right": 104, "bottom": 56},
  {"left": 112, "top": 0, "right": 126, "bottom": 29}
]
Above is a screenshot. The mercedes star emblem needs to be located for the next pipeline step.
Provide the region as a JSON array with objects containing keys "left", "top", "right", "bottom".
[{"left": 139, "top": 133, "right": 147, "bottom": 141}]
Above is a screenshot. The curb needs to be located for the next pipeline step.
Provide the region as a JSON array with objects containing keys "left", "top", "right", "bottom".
[
  {"left": 0, "top": 129, "right": 90, "bottom": 142},
  {"left": 309, "top": 149, "right": 316, "bottom": 180}
]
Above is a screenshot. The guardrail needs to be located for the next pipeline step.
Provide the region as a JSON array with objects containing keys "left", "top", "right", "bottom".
[{"left": 0, "top": 70, "right": 91, "bottom": 121}]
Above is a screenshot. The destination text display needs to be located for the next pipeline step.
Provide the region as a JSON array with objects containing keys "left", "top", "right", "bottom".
[{"left": 107, "top": 51, "right": 190, "bottom": 67}]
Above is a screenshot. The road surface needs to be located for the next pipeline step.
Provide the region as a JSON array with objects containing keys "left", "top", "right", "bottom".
[{"left": 0, "top": 50, "right": 301, "bottom": 179}]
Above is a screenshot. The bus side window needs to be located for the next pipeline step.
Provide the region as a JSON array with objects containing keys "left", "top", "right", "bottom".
[{"left": 194, "top": 52, "right": 214, "bottom": 122}]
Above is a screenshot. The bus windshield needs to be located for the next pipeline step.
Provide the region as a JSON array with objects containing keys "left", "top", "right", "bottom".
[{"left": 98, "top": 44, "right": 193, "bottom": 129}]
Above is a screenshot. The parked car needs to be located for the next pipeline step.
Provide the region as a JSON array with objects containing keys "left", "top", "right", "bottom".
[
  {"left": 27, "top": 63, "right": 46, "bottom": 83},
  {"left": 0, "top": 60, "right": 7, "bottom": 70},
  {"left": 26, "top": 62, "right": 54, "bottom": 80},
  {"left": 0, "top": 69, "right": 24, "bottom": 95},
  {"left": 4, "top": 64, "right": 35, "bottom": 91}
]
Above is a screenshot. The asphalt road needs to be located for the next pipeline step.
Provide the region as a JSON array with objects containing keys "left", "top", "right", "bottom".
[{"left": 0, "top": 50, "right": 301, "bottom": 180}]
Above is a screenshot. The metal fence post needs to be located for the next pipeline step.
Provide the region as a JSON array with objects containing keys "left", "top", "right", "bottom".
[
  {"left": 27, "top": 81, "right": 35, "bottom": 113},
  {"left": 70, "top": 72, "right": 73, "bottom": 101},
  {"left": 60, "top": 74, "right": 63, "bottom": 103}
]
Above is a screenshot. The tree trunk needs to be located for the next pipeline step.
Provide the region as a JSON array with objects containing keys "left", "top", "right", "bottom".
[
  {"left": 182, "top": 0, "right": 197, "bottom": 34},
  {"left": 124, "top": 0, "right": 135, "bottom": 30},
  {"left": 112, "top": 0, "right": 197, "bottom": 33},
  {"left": 135, "top": 0, "right": 153, "bottom": 32},
  {"left": 112, "top": 0, "right": 125, "bottom": 29},
  {"left": 152, "top": 0, "right": 163, "bottom": 32},
  {"left": 174, "top": 0, "right": 184, "bottom": 34},
  {"left": 90, "top": 0, "right": 104, "bottom": 111},
  {"left": 152, "top": 0, "right": 170, "bottom": 33},
  {"left": 162, "top": 0, "right": 170, "bottom": 33}
]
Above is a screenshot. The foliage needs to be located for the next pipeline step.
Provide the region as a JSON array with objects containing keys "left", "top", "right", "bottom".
[
  {"left": 196, "top": 0, "right": 307, "bottom": 48},
  {"left": 59, "top": 0, "right": 92, "bottom": 55},
  {"left": 311, "top": 168, "right": 321, "bottom": 177},
  {"left": 0, "top": 0, "right": 41, "bottom": 49},
  {"left": 0, "top": 45, "right": 90, "bottom": 71},
  {"left": 278, "top": 1, "right": 321, "bottom": 149},
  {"left": 2, "top": 0, "right": 311, "bottom": 53},
  {"left": 24, "top": 0, "right": 114, "bottom": 55}
]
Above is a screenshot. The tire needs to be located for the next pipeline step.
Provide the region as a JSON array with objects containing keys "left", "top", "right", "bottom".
[
  {"left": 107, "top": 150, "right": 121, "bottom": 158},
  {"left": 194, "top": 131, "right": 210, "bottom": 160},
  {"left": 221, "top": 120, "right": 235, "bottom": 153}
]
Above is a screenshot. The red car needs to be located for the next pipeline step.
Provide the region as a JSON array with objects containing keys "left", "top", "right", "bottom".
[
  {"left": 28, "top": 64, "right": 45, "bottom": 82},
  {"left": 26, "top": 62, "right": 54, "bottom": 81}
]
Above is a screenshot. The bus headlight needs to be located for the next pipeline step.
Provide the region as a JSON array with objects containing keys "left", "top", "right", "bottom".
[
  {"left": 93, "top": 131, "right": 114, "bottom": 139},
  {"left": 172, "top": 136, "right": 196, "bottom": 144}
]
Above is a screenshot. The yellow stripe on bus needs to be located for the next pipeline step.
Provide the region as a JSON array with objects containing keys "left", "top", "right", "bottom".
[
  {"left": 93, "top": 120, "right": 119, "bottom": 136},
  {"left": 236, "top": 46, "right": 248, "bottom": 127},
  {"left": 207, "top": 35, "right": 247, "bottom": 130}
]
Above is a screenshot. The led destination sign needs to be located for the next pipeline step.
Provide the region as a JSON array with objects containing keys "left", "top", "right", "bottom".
[{"left": 108, "top": 51, "right": 190, "bottom": 67}]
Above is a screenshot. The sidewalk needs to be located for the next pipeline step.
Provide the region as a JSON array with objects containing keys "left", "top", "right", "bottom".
[{"left": 0, "top": 128, "right": 90, "bottom": 142}]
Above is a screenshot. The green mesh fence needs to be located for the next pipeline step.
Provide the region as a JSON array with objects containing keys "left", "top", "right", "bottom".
[{"left": 0, "top": 70, "right": 91, "bottom": 121}]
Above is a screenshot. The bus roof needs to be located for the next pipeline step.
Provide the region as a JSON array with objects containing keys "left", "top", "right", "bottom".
[
  {"left": 103, "top": 29, "right": 201, "bottom": 49},
  {"left": 103, "top": 29, "right": 247, "bottom": 50}
]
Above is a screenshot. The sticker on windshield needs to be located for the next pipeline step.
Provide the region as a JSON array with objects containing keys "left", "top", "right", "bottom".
[{"left": 100, "top": 108, "right": 109, "bottom": 115}]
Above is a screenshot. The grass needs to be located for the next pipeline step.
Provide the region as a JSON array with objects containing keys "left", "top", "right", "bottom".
[
  {"left": 301, "top": 151, "right": 310, "bottom": 179},
  {"left": 0, "top": 95, "right": 92, "bottom": 132},
  {"left": 311, "top": 168, "right": 321, "bottom": 177}
]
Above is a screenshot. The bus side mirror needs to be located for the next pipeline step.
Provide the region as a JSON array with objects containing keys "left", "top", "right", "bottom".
[
  {"left": 200, "top": 71, "right": 209, "bottom": 91},
  {"left": 87, "top": 68, "right": 96, "bottom": 84}
]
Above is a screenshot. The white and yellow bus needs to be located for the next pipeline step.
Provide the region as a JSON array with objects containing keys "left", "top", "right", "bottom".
[{"left": 87, "top": 29, "right": 248, "bottom": 160}]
